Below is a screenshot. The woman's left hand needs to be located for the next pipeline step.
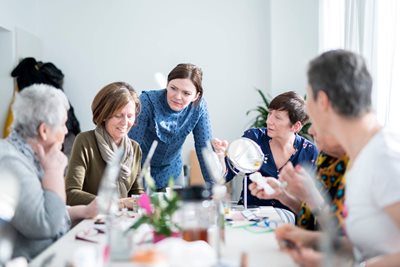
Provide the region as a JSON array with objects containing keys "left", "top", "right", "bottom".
[
  {"left": 84, "top": 198, "right": 98, "bottom": 219},
  {"left": 118, "top": 197, "right": 138, "bottom": 210},
  {"left": 285, "top": 246, "right": 322, "bottom": 267}
]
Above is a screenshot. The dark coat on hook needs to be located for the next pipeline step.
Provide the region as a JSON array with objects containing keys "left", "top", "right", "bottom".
[{"left": 11, "top": 57, "right": 81, "bottom": 156}]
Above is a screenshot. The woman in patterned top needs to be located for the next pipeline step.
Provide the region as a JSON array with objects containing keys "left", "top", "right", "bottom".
[
  {"left": 249, "top": 123, "right": 348, "bottom": 232},
  {"left": 128, "top": 63, "right": 212, "bottom": 190},
  {"left": 288, "top": 124, "right": 348, "bottom": 233}
]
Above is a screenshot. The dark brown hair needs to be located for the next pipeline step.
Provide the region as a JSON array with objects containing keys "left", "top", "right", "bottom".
[
  {"left": 167, "top": 63, "right": 203, "bottom": 104},
  {"left": 91, "top": 82, "right": 140, "bottom": 126},
  {"left": 269, "top": 91, "right": 308, "bottom": 125}
]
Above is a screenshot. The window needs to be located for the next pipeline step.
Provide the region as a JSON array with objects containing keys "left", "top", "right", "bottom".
[{"left": 320, "top": 0, "right": 400, "bottom": 131}]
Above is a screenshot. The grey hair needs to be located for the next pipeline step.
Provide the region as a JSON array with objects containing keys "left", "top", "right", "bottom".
[
  {"left": 307, "top": 49, "right": 372, "bottom": 118},
  {"left": 12, "top": 84, "right": 70, "bottom": 138}
]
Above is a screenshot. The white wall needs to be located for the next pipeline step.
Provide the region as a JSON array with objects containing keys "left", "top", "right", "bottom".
[
  {"left": 0, "top": 0, "right": 319, "bottom": 165},
  {"left": 0, "top": 0, "right": 41, "bottom": 137},
  {"left": 270, "top": 0, "right": 319, "bottom": 97},
  {"left": 0, "top": 27, "right": 14, "bottom": 136},
  {"left": 33, "top": 0, "right": 271, "bottom": 163}
]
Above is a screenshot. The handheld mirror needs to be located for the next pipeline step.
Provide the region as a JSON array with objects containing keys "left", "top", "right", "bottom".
[{"left": 226, "top": 138, "right": 264, "bottom": 209}]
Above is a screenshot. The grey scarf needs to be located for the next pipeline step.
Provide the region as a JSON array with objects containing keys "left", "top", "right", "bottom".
[
  {"left": 94, "top": 126, "right": 134, "bottom": 197},
  {"left": 7, "top": 130, "right": 44, "bottom": 179}
]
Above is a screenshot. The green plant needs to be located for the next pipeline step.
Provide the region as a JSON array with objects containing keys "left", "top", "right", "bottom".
[
  {"left": 246, "top": 88, "right": 313, "bottom": 141},
  {"left": 128, "top": 176, "right": 180, "bottom": 236}
]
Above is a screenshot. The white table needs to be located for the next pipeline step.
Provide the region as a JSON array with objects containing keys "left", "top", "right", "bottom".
[{"left": 29, "top": 207, "right": 296, "bottom": 267}]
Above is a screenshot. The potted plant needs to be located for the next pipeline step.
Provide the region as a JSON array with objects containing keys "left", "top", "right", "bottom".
[
  {"left": 128, "top": 176, "right": 180, "bottom": 242},
  {"left": 246, "top": 88, "right": 313, "bottom": 141}
]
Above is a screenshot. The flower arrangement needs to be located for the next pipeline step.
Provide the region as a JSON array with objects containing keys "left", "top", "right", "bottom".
[{"left": 128, "top": 175, "right": 180, "bottom": 238}]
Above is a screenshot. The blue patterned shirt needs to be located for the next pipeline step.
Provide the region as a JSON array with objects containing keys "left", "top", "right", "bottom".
[
  {"left": 226, "top": 128, "right": 318, "bottom": 209},
  {"left": 128, "top": 89, "right": 212, "bottom": 189}
]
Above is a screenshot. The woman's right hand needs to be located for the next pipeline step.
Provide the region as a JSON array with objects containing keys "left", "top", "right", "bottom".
[
  {"left": 30, "top": 141, "right": 67, "bottom": 202},
  {"left": 31, "top": 141, "right": 68, "bottom": 174}
]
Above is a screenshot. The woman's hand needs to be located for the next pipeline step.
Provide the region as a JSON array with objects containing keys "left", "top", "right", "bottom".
[
  {"left": 118, "top": 197, "right": 139, "bottom": 210},
  {"left": 249, "top": 176, "right": 302, "bottom": 213},
  {"left": 84, "top": 198, "right": 98, "bottom": 219},
  {"left": 275, "top": 224, "right": 322, "bottom": 267},
  {"left": 276, "top": 224, "right": 355, "bottom": 267},
  {"left": 279, "top": 162, "right": 324, "bottom": 210},
  {"left": 249, "top": 177, "right": 286, "bottom": 201},
  {"left": 211, "top": 138, "right": 229, "bottom": 175},
  {"left": 30, "top": 141, "right": 67, "bottom": 202},
  {"left": 275, "top": 224, "right": 320, "bottom": 249},
  {"left": 285, "top": 246, "right": 323, "bottom": 267},
  {"left": 67, "top": 198, "right": 98, "bottom": 225},
  {"left": 211, "top": 138, "right": 229, "bottom": 158},
  {"left": 31, "top": 141, "right": 67, "bottom": 174}
]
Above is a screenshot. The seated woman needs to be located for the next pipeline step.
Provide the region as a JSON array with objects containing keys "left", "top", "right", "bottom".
[
  {"left": 66, "top": 82, "right": 144, "bottom": 207},
  {"left": 213, "top": 91, "right": 318, "bottom": 209},
  {"left": 275, "top": 49, "right": 400, "bottom": 267},
  {"left": 0, "top": 84, "right": 96, "bottom": 260}
]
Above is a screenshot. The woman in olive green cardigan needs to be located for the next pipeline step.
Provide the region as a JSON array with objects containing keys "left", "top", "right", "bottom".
[{"left": 66, "top": 82, "right": 144, "bottom": 207}]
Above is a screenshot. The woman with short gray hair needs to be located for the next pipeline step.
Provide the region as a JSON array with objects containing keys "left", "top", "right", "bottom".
[
  {"left": 12, "top": 84, "right": 70, "bottom": 139},
  {"left": 0, "top": 84, "right": 97, "bottom": 260}
]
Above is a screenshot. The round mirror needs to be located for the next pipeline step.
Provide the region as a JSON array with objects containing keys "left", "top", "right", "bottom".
[{"left": 226, "top": 137, "right": 264, "bottom": 174}]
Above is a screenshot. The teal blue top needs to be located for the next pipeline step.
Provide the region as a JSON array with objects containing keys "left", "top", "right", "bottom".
[{"left": 128, "top": 89, "right": 212, "bottom": 189}]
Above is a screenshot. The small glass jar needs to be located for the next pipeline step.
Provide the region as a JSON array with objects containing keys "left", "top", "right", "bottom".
[{"left": 176, "top": 186, "right": 214, "bottom": 242}]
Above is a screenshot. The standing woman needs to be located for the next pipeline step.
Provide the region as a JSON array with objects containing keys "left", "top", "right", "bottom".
[
  {"left": 66, "top": 82, "right": 143, "bottom": 206},
  {"left": 128, "top": 63, "right": 212, "bottom": 190}
]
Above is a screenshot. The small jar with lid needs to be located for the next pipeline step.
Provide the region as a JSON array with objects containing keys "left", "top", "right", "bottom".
[{"left": 175, "top": 186, "right": 214, "bottom": 242}]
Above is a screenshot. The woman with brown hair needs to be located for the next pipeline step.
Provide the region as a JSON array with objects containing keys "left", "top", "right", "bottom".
[
  {"left": 213, "top": 91, "right": 318, "bottom": 209},
  {"left": 128, "top": 63, "right": 213, "bottom": 191},
  {"left": 66, "top": 82, "right": 144, "bottom": 206}
]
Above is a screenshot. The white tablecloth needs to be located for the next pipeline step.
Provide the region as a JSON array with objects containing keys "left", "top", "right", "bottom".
[{"left": 29, "top": 206, "right": 296, "bottom": 267}]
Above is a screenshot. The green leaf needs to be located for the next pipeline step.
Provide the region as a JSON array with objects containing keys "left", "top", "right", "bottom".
[
  {"left": 246, "top": 88, "right": 271, "bottom": 128},
  {"left": 128, "top": 216, "right": 150, "bottom": 231}
]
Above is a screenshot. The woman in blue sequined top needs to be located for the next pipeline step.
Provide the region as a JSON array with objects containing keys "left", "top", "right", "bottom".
[{"left": 128, "top": 63, "right": 212, "bottom": 190}]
